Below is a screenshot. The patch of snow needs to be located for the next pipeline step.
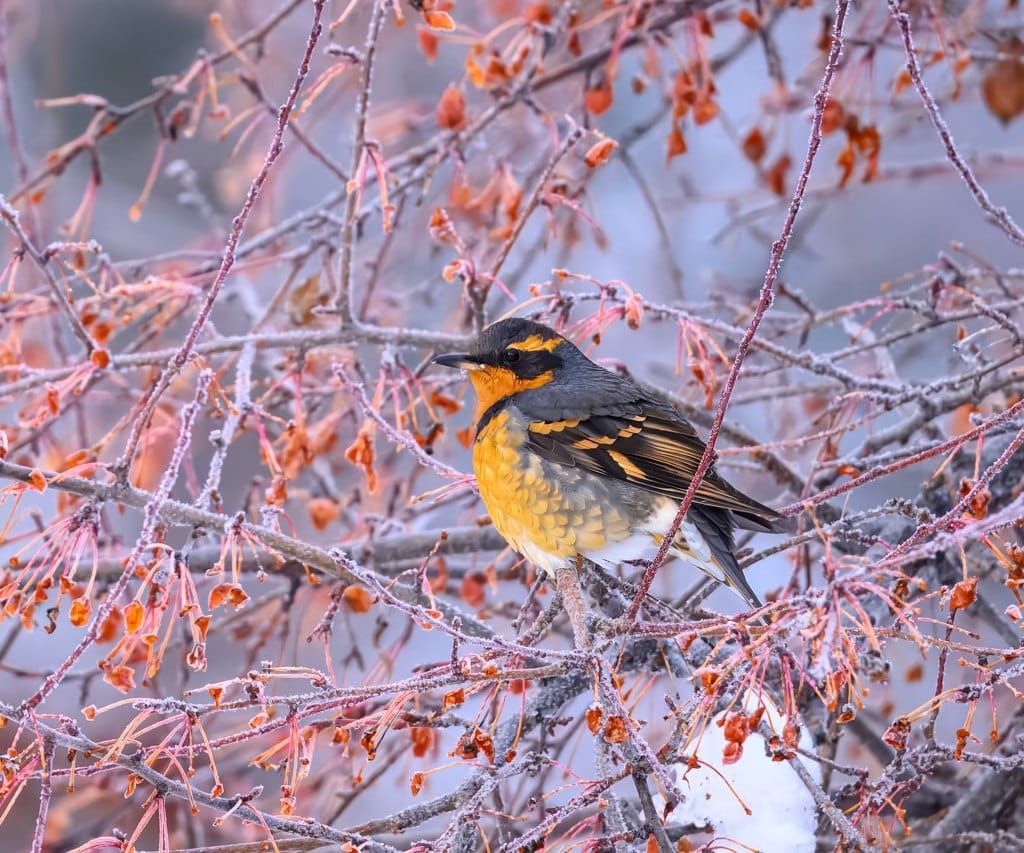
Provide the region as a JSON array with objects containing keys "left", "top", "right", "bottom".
[{"left": 674, "top": 691, "right": 820, "bottom": 853}]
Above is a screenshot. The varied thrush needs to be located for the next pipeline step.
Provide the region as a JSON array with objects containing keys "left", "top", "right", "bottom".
[{"left": 433, "top": 318, "right": 786, "bottom": 613}]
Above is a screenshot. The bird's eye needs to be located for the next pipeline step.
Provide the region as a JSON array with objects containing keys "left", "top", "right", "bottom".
[{"left": 501, "top": 348, "right": 521, "bottom": 365}]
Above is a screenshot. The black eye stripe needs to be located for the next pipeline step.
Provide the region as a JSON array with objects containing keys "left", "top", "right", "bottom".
[{"left": 502, "top": 348, "right": 521, "bottom": 364}]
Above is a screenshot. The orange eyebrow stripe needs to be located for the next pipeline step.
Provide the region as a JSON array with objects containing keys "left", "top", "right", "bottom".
[{"left": 506, "top": 335, "right": 563, "bottom": 353}]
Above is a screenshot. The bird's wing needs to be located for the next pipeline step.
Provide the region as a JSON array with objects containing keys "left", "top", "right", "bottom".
[{"left": 523, "top": 402, "right": 783, "bottom": 532}]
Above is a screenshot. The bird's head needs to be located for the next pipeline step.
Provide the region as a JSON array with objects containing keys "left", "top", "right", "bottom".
[{"left": 432, "top": 318, "right": 571, "bottom": 418}]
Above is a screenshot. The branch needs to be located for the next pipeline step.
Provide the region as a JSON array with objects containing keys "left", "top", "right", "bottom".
[
  {"left": 29, "top": 732, "right": 54, "bottom": 853},
  {"left": 0, "top": 703, "right": 399, "bottom": 852},
  {"left": 111, "top": 0, "right": 327, "bottom": 483},
  {"left": 4, "top": 0, "right": 306, "bottom": 204},
  {"left": 345, "top": 670, "right": 590, "bottom": 837},
  {"left": 18, "top": 371, "right": 212, "bottom": 714},
  {"left": 0, "top": 457, "right": 498, "bottom": 642},
  {"left": 0, "top": 323, "right": 472, "bottom": 399},
  {"left": 928, "top": 709, "right": 1024, "bottom": 842}
]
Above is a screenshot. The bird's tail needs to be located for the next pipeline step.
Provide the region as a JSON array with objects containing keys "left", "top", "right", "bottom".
[{"left": 676, "top": 506, "right": 764, "bottom": 612}]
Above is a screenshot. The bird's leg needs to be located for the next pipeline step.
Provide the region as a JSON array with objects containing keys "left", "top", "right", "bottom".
[{"left": 555, "top": 555, "right": 590, "bottom": 650}]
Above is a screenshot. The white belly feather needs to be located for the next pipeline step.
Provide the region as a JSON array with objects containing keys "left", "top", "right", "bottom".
[{"left": 528, "top": 500, "right": 729, "bottom": 587}]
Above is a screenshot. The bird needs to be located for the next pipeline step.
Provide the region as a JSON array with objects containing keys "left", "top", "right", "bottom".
[{"left": 432, "top": 317, "right": 786, "bottom": 630}]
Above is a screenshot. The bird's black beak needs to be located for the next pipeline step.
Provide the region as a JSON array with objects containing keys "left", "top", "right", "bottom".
[{"left": 432, "top": 352, "right": 478, "bottom": 370}]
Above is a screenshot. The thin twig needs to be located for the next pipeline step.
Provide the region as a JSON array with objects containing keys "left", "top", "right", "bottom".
[
  {"left": 485, "top": 120, "right": 584, "bottom": 290},
  {"left": 335, "top": 0, "right": 385, "bottom": 325},
  {"left": 887, "top": 0, "right": 1024, "bottom": 246},
  {"left": 555, "top": 562, "right": 591, "bottom": 650},
  {"left": 622, "top": 0, "right": 850, "bottom": 627},
  {"left": 878, "top": 419, "right": 1024, "bottom": 567},
  {"left": 0, "top": 195, "right": 96, "bottom": 353}
]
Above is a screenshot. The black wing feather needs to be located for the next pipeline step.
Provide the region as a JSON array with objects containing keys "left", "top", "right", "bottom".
[{"left": 524, "top": 401, "right": 784, "bottom": 533}]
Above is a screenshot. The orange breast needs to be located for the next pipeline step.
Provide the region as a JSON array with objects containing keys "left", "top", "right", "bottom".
[{"left": 472, "top": 408, "right": 627, "bottom": 574}]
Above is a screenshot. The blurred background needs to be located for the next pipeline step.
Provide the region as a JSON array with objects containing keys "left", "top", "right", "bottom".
[{"left": 1, "top": 0, "right": 1023, "bottom": 848}]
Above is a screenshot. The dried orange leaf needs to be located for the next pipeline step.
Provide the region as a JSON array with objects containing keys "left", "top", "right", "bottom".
[
  {"left": 623, "top": 293, "right": 644, "bottom": 330},
  {"left": 124, "top": 600, "right": 144, "bottom": 633},
  {"left": 473, "top": 728, "right": 495, "bottom": 763},
  {"left": 411, "top": 727, "right": 435, "bottom": 758},
  {"left": 603, "top": 715, "right": 629, "bottom": 744},
  {"left": 741, "top": 127, "right": 766, "bottom": 163},
  {"left": 98, "top": 605, "right": 121, "bottom": 643},
  {"left": 460, "top": 572, "right": 486, "bottom": 608},
  {"left": 737, "top": 9, "right": 760, "bottom": 29},
  {"left": 722, "top": 712, "right": 750, "bottom": 745},
  {"left": 417, "top": 27, "right": 438, "bottom": 62},
  {"left": 836, "top": 705, "right": 857, "bottom": 724},
  {"left": 209, "top": 583, "right": 231, "bottom": 610},
  {"left": 344, "top": 427, "right": 378, "bottom": 492},
  {"left": 287, "top": 274, "right": 326, "bottom": 325},
  {"left": 959, "top": 478, "right": 990, "bottom": 519},
  {"left": 308, "top": 497, "right": 341, "bottom": 532},
  {"left": 723, "top": 740, "right": 743, "bottom": 764},
  {"left": 430, "top": 392, "right": 461, "bottom": 415},
  {"left": 836, "top": 144, "right": 855, "bottom": 188},
  {"left": 585, "top": 81, "right": 613, "bottom": 116},
  {"left": 424, "top": 10, "right": 454, "bottom": 31},
  {"left": 883, "top": 717, "right": 909, "bottom": 751},
  {"left": 765, "top": 154, "right": 791, "bottom": 195},
  {"left": 666, "top": 124, "right": 687, "bottom": 161},
  {"left": 69, "top": 596, "right": 91, "bottom": 627},
  {"left": 982, "top": 53, "right": 1024, "bottom": 125},
  {"left": 28, "top": 468, "right": 47, "bottom": 493},
  {"left": 782, "top": 719, "right": 799, "bottom": 750},
  {"left": 103, "top": 664, "right": 136, "bottom": 693},
  {"left": 524, "top": 2, "right": 553, "bottom": 23},
  {"left": 821, "top": 98, "right": 845, "bottom": 135},
  {"left": 586, "top": 705, "right": 603, "bottom": 734},
  {"left": 693, "top": 98, "right": 719, "bottom": 125},
  {"left": 584, "top": 138, "right": 618, "bottom": 168},
  {"left": 342, "top": 585, "right": 373, "bottom": 613},
  {"left": 950, "top": 576, "right": 978, "bottom": 612},
  {"left": 465, "top": 53, "right": 485, "bottom": 88},
  {"left": 436, "top": 85, "right": 466, "bottom": 130},
  {"left": 443, "top": 688, "right": 465, "bottom": 711}
]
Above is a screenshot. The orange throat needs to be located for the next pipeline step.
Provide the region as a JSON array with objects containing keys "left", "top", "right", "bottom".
[{"left": 468, "top": 367, "right": 553, "bottom": 423}]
